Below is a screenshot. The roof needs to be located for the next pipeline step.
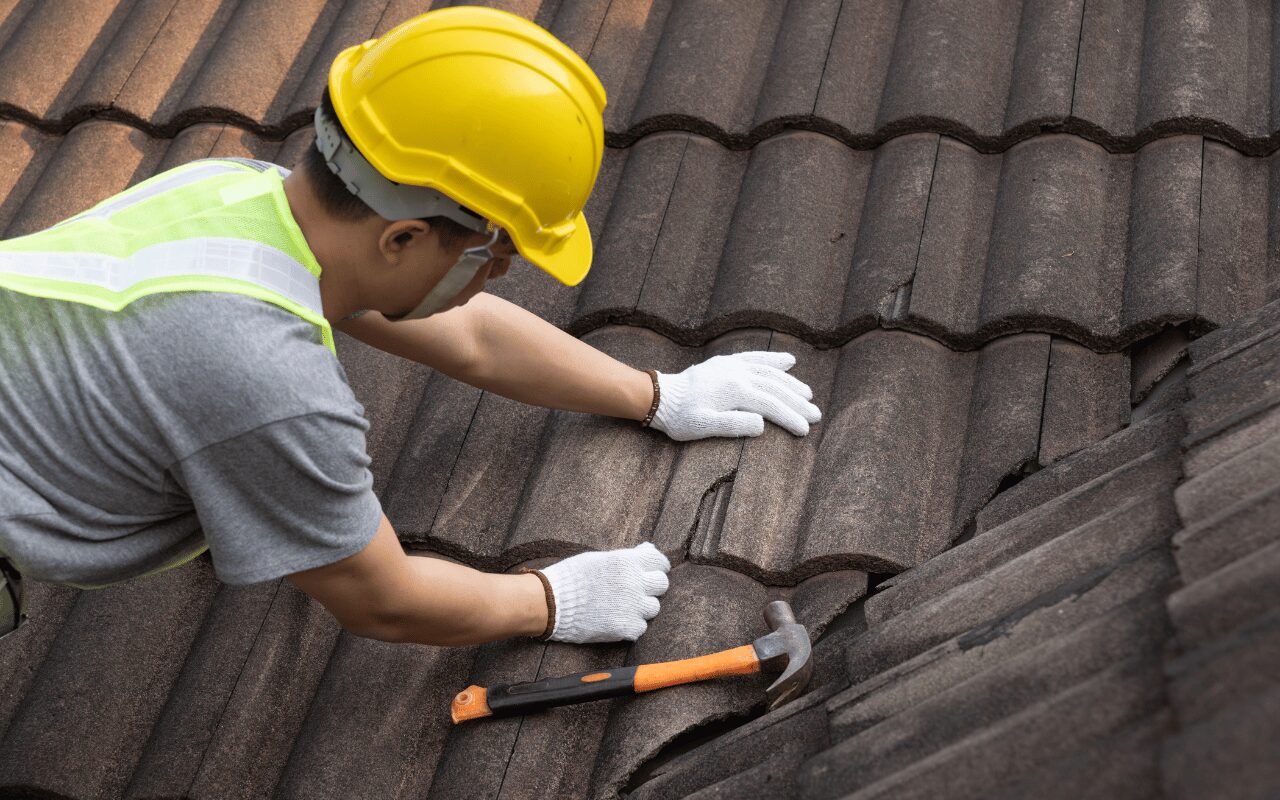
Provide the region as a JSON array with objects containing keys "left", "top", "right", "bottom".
[{"left": 0, "top": 2, "right": 1276, "bottom": 798}]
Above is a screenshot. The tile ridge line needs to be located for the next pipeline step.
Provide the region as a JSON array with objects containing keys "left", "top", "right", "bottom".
[
  {"left": 560, "top": 314, "right": 1203, "bottom": 355},
  {"left": 3, "top": 105, "right": 1279, "bottom": 156}
]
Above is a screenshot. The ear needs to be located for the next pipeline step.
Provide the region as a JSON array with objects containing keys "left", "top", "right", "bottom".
[{"left": 377, "top": 219, "right": 429, "bottom": 265}]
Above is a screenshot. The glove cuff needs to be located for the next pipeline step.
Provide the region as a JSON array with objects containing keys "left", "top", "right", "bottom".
[
  {"left": 650, "top": 371, "right": 687, "bottom": 434},
  {"left": 640, "top": 369, "right": 661, "bottom": 427},
  {"left": 521, "top": 568, "right": 557, "bottom": 640},
  {"left": 539, "top": 560, "right": 589, "bottom": 642}
]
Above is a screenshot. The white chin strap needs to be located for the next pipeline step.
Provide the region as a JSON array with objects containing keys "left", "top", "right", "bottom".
[{"left": 384, "top": 227, "right": 501, "bottom": 321}]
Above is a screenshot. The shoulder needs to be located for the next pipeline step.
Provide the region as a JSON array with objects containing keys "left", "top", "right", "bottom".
[{"left": 124, "top": 292, "right": 365, "bottom": 447}]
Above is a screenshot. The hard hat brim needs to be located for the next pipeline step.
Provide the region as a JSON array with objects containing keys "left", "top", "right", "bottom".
[{"left": 521, "top": 211, "right": 591, "bottom": 287}]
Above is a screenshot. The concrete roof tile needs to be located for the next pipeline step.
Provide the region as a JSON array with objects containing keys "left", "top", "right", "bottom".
[
  {"left": 178, "top": 580, "right": 343, "bottom": 800},
  {"left": 709, "top": 133, "right": 869, "bottom": 335},
  {"left": 1196, "top": 141, "right": 1275, "bottom": 325},
  {"left": 811, "top": 0, "right": 904, "bottom": 140},
  {"left": 1184, "top": 358, "right": 1280, "bottom": 438},
  {"left": 841, "top": 132, "right": 937, "bottom": 325},
  {"left": 5, "top": 3, "right": 1280, "bottom": 798},
  {"left": 1189, "top": 331, "right": 1280, "bottom": 411},
  {"left": 1175, "top": 432, "right": 1280, "bottom": 526},
  {"left": 154, "top": 0, "right": 339, "bottom": 130},
  {"left": 1068, "top": 0, "right": 1144, "bottom": 138},
  {"left": 335, "top": 332, "right": 438, "bottom": 496},
  {"left": 748, "top": 0, "right": 841, "bottom": 130},
  {"left": 494, "top": 641, "right": 624, "bottom": 800},
  {"left": 1134, "top": 0, "right": 1272, "bottom": 138},
  {"left": 1038, "top": 339, "right": 1130, "bottom": 464},
  {"left": 846, "top": 484, "right": 1178, "bottom": 684},
  {"left": 1000, "top": 0, "right": 1084, "bottom": 130},
  {"left": 625, "top": 0, "right": 785, "bottom": 138},
  {"left": 0, "top": 560, "right": 219, "bottom": 798},
  {"left": 363, "top": 324, "right": 1090, "bottom": 581},
  {"left": 873, "top": 0, "right": 1026, "bottom": 137},
  {"left": 838, "top": 581, "right": 1173, "bottom": 744},
  {"left": 1172, "top": 484, "right": 1280, "bottom": 584},
  {"left": 0, "top": 580, "right": 80, "bottom": 759},
  {"left": 1166, "top": 537, "right": 1280, "bottom": 652},
  {"left": 0, "top": 0, "right": 134, "bottom": 121},
  {"left": 1131, "top": 326, "right": 1192, "bottom": 404},
  {"left": 0, "top": 120, "right": 59, "bottom": 236},
  {"left": 633, "top": 135, "right": 750, "bottom": 332},
  {"left": 1161, "top": 686, "right": 1280, "bottom": 800},
  {"left": 1183, "top": 396, "right": 1280, "bottom": 479},
  {"left": 575, "top": 132, "right": 696, "bottom": 330},
  {"left": 985, "top": 712, "right": 1169, "bottom": 800},
  {"left": 1189, "top": 291, "right": 1280, "bottom": 367},
  {"left": 806, "top": 656, "right": 1167, "bottom": 800},
  {"left": 4, "top": 121, "right": 164, "bottom": 236},
  {"left": 869, "top": 490, "right": 1176, "bottom": 629},
  {"left": 0, "top": 0, "right": 1278, "bottom": 155},
  {"left": 422, "top": 635, "right": 549, "bottom": 800},
  {"left": 274, "top": 626, "right": 479, "bottom": 799},
  {"left": 1122, "top": 136, "right": 1203, "bottom": 328},
  {"left": 1164, "top": 608, "right": 1280, "bottom": 728},
  {"left": 975, "top": 409, "right": 1183, "bottom": 533},
  {"left": 123, "top": 577, "right": 282, "bottom": 798},
  {"left": 814, "top": 597, "right": 1167, "bottom": 793}
]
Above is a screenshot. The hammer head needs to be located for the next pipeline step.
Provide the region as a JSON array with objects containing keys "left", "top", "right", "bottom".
[{"left": 750, "top": 600, "right": 812, "bottom": 711}]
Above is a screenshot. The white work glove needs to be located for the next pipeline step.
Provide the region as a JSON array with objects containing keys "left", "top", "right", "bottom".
[
  {"left": 650, "top": 351, "right": 822, "bottom": 441},
  {"left": 539, "top": 542, "right": 671, "bottom": 643}
]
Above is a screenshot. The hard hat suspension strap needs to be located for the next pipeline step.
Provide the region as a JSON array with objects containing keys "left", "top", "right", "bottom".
[
  {"left": 313, "top": 105, "right": 488, "bottom": 232},
  {"left": 384, "top": 227, "right": 500, "bottom": 321}
]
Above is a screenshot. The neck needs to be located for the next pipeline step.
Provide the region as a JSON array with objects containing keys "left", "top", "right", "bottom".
[{"left": 282, "top": 169, "right": 376, "bottom": 322}]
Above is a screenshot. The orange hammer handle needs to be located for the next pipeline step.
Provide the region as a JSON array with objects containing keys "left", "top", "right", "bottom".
[
  {"left": 633, "top": 643, "right": 760, "bottom": 692},
  {"left": 451, "top": 643, "right": 763, "bottom": 723}
]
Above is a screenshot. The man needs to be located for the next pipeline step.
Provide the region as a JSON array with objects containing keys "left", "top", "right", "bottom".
[{"left": 0, "top": 8, "right": 820, "bottom": 648}]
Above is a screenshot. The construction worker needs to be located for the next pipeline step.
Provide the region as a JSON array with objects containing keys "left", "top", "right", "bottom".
[{"left": 0, "top": 8, "right": 820, "bottom": 648}]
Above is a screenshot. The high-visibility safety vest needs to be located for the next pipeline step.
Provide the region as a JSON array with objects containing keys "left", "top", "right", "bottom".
[{"left": 0, "top": 157, "right": 334, "bottom": 587}]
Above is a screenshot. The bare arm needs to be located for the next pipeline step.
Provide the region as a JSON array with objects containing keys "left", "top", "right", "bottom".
[
  {"left": 286, "top": 513, "right": 548, "bottom": 646},
  {"left": 336, "top": 293, "right": 654, "bottom": 420}
]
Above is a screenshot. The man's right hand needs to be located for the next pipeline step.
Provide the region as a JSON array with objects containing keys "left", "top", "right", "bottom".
[
  {"left": 538, "top": 542, "right": 672, "bottom": 643},
  {"left": 287, "top": 514, "right": 671, "bottom": 647}
]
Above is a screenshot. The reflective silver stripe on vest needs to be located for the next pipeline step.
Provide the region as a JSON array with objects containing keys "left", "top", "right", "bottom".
[
  {"left": 54, "top": 161, "right": 247, "bottom": 228},
  {"left": 217, "top": 157, "right": 291, "bottom": 178},
  {"left": 0, "top": 237, "right": 324, "bottom": 316}
]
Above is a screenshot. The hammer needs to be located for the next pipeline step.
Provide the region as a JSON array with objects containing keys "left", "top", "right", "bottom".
[{"left": 451, "top": 600, "right": 812, "bottom": 723}]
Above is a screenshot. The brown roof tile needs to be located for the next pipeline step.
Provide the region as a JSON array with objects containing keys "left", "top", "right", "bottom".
[{"left": 3, "top": 3, "right": 1280, "bottom": 799}]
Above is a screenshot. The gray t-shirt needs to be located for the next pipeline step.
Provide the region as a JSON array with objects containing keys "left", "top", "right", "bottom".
[{"left": 0, "top": 285, "right": 382, "bottom": 587}]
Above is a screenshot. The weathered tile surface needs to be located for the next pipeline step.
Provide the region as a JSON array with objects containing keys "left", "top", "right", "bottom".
[{"left": 1, "top": 2, "right": 1279, "bottom": 799}]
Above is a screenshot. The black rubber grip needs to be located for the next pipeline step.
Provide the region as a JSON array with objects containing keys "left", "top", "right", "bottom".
[{"left": 485, "top": 666, "right": 639, "bottom": 717}]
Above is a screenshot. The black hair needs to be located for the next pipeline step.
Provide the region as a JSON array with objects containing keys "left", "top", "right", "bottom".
[{"left": 300, "top": 88, "right": 476, "bottom": 248}]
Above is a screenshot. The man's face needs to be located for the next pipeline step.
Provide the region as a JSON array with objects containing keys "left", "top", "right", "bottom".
[
  {"left": 438, "top": 228, "right": 517, "bottom": 311},
  {"left": 380, "top": 222, "right": 518, "bottom": 319}
]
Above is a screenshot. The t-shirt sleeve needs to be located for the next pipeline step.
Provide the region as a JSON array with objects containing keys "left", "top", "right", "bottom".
[{"left": 168, "top": 411, "right": 383, "bottom": 585}]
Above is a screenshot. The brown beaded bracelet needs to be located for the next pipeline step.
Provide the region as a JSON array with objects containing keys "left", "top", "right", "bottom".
[
  {"left": 522, "top": 568, "right": 557, "bottom": 640},
  {"left": 641, "top": 369, "right": 661, "bottom": 427}
]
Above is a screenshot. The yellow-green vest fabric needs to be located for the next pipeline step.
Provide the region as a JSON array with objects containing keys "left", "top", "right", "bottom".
[
  {"left": 0, "top": 158, "right": 333, "bottom": 587},
  {"left": 0, "top": 158, "right": 335, "bottom": 354}
]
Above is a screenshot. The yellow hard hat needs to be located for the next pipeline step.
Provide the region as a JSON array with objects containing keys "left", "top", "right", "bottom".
[{"left": 325, "top": 7, "right": 607, "bottom": 286}]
